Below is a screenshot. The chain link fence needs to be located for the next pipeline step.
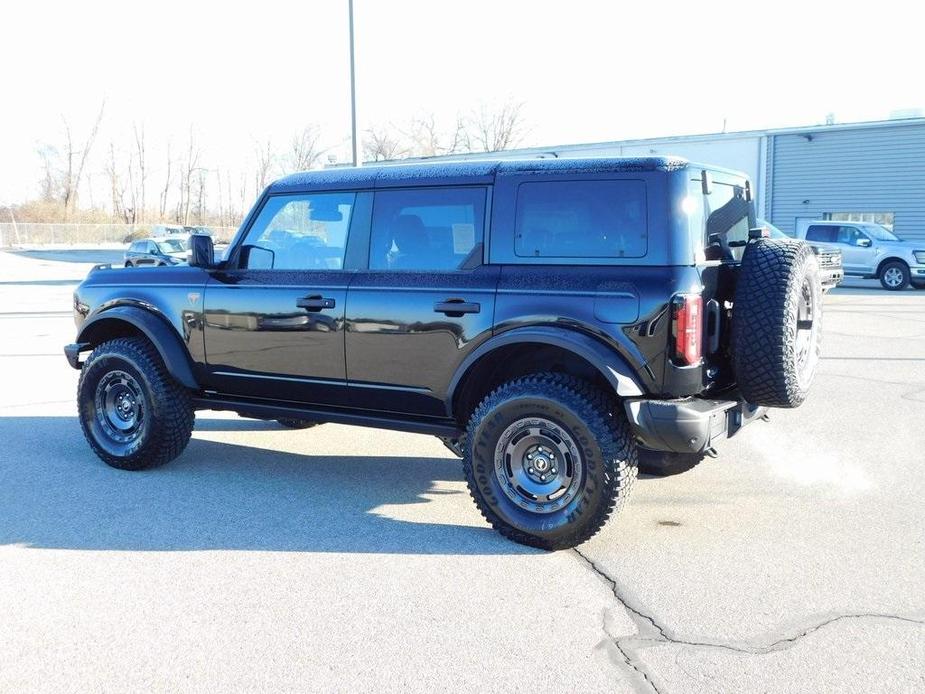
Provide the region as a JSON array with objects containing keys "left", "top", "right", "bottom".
[{"left": 0, "top": 223, "right": 239, "bottom": 247}]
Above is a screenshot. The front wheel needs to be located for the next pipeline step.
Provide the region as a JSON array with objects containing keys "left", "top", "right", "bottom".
[
  {"left": 77, "top": 337, "right": 194, "bottom": 470},
  {"left": 880, "top": 261, "right": 910, "bottom": 290},
  {"left": 464, "top": 374, "right": 637, "bottom": 550}
]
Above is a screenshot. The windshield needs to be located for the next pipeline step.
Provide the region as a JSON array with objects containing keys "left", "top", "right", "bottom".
[
  {"left": 157, "top": 239, "right": 187, "bottom": 253},
  {"left": 861, "top": 224, "right": 899, "bottom": 241}
]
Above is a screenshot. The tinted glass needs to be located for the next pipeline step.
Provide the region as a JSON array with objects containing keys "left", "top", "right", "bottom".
[
  {"left": 157, "top": 238, "right": 186, "bottom": 253},
  {"left": 806, "top": 225, "right": 837, "bottom": 242},
  {"left": 515, "top": 180, "right": 647, "bottom": 258},
  {"left": 241, "top": 193, "right": 355, "bottom": 270},
  {"left": 369, "top": 187, "right": 485, "bottom": 271},
  {"left": 836, "top": 226, "right": 866, "bottom": 245},
  {"left": 706, "top": 183, "right": 751, "bottom": 244}
]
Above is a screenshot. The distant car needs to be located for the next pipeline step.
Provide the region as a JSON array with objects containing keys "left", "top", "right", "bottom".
[
  {"left": 183, "top": 225, "right": 214, "bottom": 237},
  {"left": 758, "top": 219, "right": 843, "bottom": 291},
  {"left": 795, "top": 220, "right": 925, "bottom": 291},
  {"left": 148, "top": 224, "right": 186, "bottom": 238},
  {"left": 124, "top": 238, "right": 188, "bottom": 268}
]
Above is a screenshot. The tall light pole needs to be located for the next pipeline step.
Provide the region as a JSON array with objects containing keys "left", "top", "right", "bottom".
[{"left": 348, "top": 0, "right": 359, "bottom": 166}]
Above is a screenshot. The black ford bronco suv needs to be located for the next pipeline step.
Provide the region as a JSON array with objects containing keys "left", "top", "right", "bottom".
[{"left": 66, "top": 158, "right": 822, "bottom": 550}]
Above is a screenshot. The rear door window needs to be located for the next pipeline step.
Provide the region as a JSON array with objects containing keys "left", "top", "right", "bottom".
[
  {"left": 514, "top": 180, "right": 647, "bottom": 258},
  {"left": 369, "top": 187, "right": 486, "bottom": 271},
  {"left": 806, "top": 225, "right": 837, "bottom": 242}
]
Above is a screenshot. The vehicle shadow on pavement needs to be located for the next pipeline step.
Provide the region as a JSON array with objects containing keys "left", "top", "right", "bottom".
[{"left": 0, "top": 416, "right": 534, "bottom": 555}]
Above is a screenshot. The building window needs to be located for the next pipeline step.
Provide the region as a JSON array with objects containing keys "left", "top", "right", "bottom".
[{"left": 823, "top": 212, "right": 895, "bottom": 230}]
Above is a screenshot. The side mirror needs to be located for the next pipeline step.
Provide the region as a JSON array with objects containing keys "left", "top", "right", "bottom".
[
  {"left": 189, "top": 234, "right": 215, "bottom": 268},
  {"left": 857, "top": 237, "right": 872, "bottom": 247}
]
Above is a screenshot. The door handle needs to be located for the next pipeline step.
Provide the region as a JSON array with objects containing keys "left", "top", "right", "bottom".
[
  {"left": 296, "top": 295, "right": 336, "bottom": 311},
  {"left": 434, "top": 299, "right": 480, "bottom": 317}
]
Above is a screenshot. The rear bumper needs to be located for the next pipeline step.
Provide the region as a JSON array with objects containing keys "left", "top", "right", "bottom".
[{"left": 624, "top": 395, "right": 767, "bottom": 455}]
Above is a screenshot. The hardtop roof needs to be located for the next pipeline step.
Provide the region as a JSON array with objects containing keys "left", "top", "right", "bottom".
[{"left": 267, "top": 156, "right": 715, "bottom": 193}]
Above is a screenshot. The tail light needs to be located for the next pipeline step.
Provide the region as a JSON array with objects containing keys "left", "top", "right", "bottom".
[{"left": 672, "top": 294, "right": 703, "bottom": 366}]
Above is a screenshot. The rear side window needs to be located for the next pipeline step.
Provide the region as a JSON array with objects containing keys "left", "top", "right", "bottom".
[
  {"left": 369, "top": 187, "right": 485, "bottom": 271},
  {"left": 806, "top": 225, "right": 837, "bottom": 242},
  {"left": 514, "top": 180, "right": 647, "bottom": 258}
]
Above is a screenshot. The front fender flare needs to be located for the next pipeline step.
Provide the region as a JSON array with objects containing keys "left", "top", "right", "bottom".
[
  {"left": 74, "top": 305, "right": 199, "bottom": 390},
  {"left": 447, "top": 326, "right": 645, "bottom": 418}
]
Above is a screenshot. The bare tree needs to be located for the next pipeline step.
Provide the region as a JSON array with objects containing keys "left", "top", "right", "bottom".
[
  {"left": 406, "top": 113, "right": 444, "bottom": 157},
  {"left": 61, "top": 102, "right": 105, "bottom": 218},
  {"left": 178, "top": 128, "right": 202, "bottom": 225},
  {"left": 214, "top": 169, "right": 225, "bottom": 228},
  {"left": 362, "top": 125, "right": 406, "bottom": 162},
  {"left": 159, "top": 140, "right": 172, "bottom": 219},
  {"left": 254, "top": 138, "right": 275, "bottom": 193},
  {"left": 465, "top": 101, "right": 527, "bottom": 152},
  {"left": 285, "top": 125, "right": 324, "bottom": 173},
  {"left": 133, "top": 123, "right": 146, "bottom": 223},
  {"left": 37, "top": 145, "right": 60, "bottom": 201},
  {"left": 104, "top": 142, "right": 123, "bottom": 222}
]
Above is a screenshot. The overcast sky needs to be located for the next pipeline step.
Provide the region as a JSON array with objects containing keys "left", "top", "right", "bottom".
[{"left": 0, "top": 0, "right": 920, "bottom": 203}]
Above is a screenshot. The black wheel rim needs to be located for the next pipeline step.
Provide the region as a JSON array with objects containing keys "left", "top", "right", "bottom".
[
  {"left": 794, "top": 278, "right": 819, "bottom": 387},
  {"left": 493, "top": 417, "right": 583, "bottom": 514},
  {"left": 94, "top": 370, "right": 145, "bottom": 444}
]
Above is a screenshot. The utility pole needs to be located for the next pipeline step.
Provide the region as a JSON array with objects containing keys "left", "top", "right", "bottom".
[{"left": 348, "top": 0, "right": 359, "bottom": 166}]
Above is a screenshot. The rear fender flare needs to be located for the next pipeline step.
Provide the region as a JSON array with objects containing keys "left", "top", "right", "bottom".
[{"left": 446, "top": 327, "right": 645, "bottom": 418}]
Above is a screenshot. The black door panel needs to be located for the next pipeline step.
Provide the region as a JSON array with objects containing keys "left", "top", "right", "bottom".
[
  {"left": 345, "top": 266, "right": 499, "bottom": 416},
  {"left": 202, "top": 270, "right": 351, "bottom": 406}
]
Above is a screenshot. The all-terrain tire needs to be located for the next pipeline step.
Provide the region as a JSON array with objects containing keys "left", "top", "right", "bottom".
[
  {"left": 276, "top": 419, "right": 319, "bottom": 429},
  {"left": 879, "top": 260, "right": 910, "bottom": 291},
  {"left": 463, "top": 373, "right": 637, "bottom": 550},
  {"left": 637, "top": 449, "right": 705, "bottom": 477},
  {"left": 732, "top": 239, "right": 822, "bottom": 408},
  {"left": 77, "top": 337, "right": 195, "bottom": 470}
]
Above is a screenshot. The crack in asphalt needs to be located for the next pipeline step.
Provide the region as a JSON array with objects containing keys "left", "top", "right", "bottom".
[{"left": 574, "top": 548, "right": 925, "bottom": 693}]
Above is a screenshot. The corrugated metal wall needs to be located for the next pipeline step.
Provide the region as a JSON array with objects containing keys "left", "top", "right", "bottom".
[{"left": 768, "top": 122, "right": 925, "bottom": 241}]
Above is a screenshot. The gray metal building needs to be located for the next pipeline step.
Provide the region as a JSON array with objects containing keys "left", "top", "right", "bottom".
[
  {"left": 766, "top": 119, "right": 925, "bottom": 241},
  {"left": 396, "top": 117, "right": 925, "bottom": 242}
]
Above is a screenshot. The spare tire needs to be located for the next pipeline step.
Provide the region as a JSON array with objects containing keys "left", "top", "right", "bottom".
[{"left": 732, "top": 239, "right": 822, "bottom": 408}]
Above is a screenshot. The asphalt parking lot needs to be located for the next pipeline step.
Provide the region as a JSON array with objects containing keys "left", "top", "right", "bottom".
[{"left": 0, "top": 249, "right": 922, "bottom": 693}]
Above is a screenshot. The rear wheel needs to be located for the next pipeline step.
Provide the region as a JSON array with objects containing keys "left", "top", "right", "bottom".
[
  {"left": 879, "top": 261, "right": 910, "bottom": 290},
  {"left": 124, "top": 261, "right": 133, "bottom": 268},
  {"left": 464, "top": 373, "right": 636, "bottom": 550},
  {"left": 77, "top": 337, "right": 194, "bottom": 470}
]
